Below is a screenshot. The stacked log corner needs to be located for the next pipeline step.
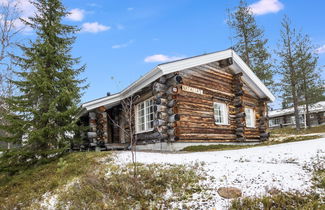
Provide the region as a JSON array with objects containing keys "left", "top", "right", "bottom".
[
  {"left": 233, "top": 73, "right": 246, "bottom": 142},
  {"left": 87, "top": 106, "right": 108, "bottom": 148},
  {"left": 88, "top": 112, "right": 97, "bottom": 146},
  {"left": 153, "top": 74, "right": 182, "bottom": 142},
  {"left": 258, "top": 100, "right": 269, "bottom": 141},
  {"left": 96, "top": 106, "right": 108, "bottom": 146}
]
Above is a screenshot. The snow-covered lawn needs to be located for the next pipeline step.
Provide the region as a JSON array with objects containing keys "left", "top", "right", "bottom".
[{"left": 117, "top": 138, "right": 325, "bottom": 209}]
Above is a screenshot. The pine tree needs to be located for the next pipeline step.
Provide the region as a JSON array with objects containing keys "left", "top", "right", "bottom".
[
  {"left": 0, "top": 0, "right": 86, "bottom": 150},
  {"left": 227, "top": 0, "right": 274, "bottom": 88},
  {"left": 276, "top": 16, "right": 301, "bottom": 130},
  {"left": 295, "top": 35, "right": 325, "bottom": 127}
]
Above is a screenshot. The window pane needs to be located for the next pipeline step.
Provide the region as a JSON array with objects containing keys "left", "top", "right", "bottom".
[
  {"left": 136, "top": 98, "right": 154, "bottom": 132},
  {"left": 245, "top": 108, "right": 254, "bottom": 127},
  {"left": 214, "top": 102, "right": 227, "bottom": 124}
]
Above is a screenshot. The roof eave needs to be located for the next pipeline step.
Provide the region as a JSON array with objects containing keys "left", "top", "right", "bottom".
[
  {"left": 231, "top": 50, "right": 275, "bottom": 102},
  {"left": 79, "top": 67, "right": 163, "bottom": 116}
]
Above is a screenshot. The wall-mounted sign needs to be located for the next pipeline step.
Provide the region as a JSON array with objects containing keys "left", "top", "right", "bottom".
[{"left": 182, "top": 85, "right": 203, "bottom": 95}]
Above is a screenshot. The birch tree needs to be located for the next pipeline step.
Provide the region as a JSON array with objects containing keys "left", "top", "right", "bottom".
[
  {"left": 0, "top": 1, "right": 21, "bottom": 114},
  {"left": 0, "top": 1, "right": 22, "bottom": 148}
]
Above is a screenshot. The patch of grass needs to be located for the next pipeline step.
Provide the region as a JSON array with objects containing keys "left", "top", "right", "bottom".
[
  {"left": 0, "top": 151, "right": 207, "bottom": 209},
  {"left": 182, "top": 144, "right": 252, "bottom": 152},
  {"left": 55, "top": 162, "right": 206, "bottom": 209},
  {"left": 271, "top": 124, "right": 325, "bottom": 135},
  {"left": 181, "top": 135, "right": 322, "bottom": 152},
  {"left": 230, "top": 192, "right": 324, "bottom": 210},
  {"left": 0, "top": 152, "right": 110, "bottom": 209}
]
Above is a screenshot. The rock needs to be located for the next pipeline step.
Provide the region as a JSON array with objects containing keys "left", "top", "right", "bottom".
[
  {"left": 268, "top": 187, "right": 281, "bottom": 195},
  {"left": 217, "top": 187, "right": 242, "bottom": 199}
]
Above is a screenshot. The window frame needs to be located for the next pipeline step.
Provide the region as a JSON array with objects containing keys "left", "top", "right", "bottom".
[
  {"left": 135, "top": 97, "right": 154, "bottom": 134},
  {"left": 245, "top": 107, "right": 256, "bottom": 128},
  {"left": 213, "top": 102, "right": 229, "bottom": 125}
]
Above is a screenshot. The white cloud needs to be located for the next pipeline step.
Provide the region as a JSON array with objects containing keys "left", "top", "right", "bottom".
[
  {"left": 112, "top": 40, "right": 134, "bottom": 49},
  {"left": 116, "top": 24, "right": 125, "bottom": 30},
  {"left": 87, "top": 3, "right": 100, "bottom": 8},
  {"left": 81, "top": 22, "right": 110, "bottom": 33},
  {"left": 66, "top": 8, "right": 85, "bottom": 21},
  {"left": 316, "top": 45, "right": 325, "bottom": 54},
  {"left": 0, "top": 0, "right": 36, "bottom": 33},
  {"left": 144, "top": 54, "right": 185, "bottom": 63},
  {"left": 127, "top": 7, "right": 134, "bottom": 11},
  {"left": 19, "top": 0, "right": 36, "bottom": 17},
  {"left": 249, "top": 0, "right": 284, "bottom": 15}
]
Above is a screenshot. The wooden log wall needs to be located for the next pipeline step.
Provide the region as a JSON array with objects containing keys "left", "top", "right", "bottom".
[
  {"left": 173, "top": 60, "right": 269, "bottom": 142},
  {"left": 175, "top": 61, "right": 237, "bottom": 142},
  {"left": 242, "top": 82, "right": 267, "bottom": 141},
  {"left": 152, "top": 74, "right": 182, "bottom": 142},
  {"left": 258, "top": 100, "right": 269, "bottom": 141}
]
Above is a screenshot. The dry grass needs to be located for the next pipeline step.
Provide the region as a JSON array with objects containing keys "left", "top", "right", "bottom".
[
  {"left": 0, "top": 151, "right": 207, "bottom": 209},
  {"left": 0, "top": 152, "right": 110, "bottom": 209},
  {"left": 55, "top": 162, "right": 206, "bottom": 209},
  {"left": 181, "top": 135, "right": 322, "bottom": 152},
  {"left": 271, "top": 125, "right": 325, "bottom": 135}
]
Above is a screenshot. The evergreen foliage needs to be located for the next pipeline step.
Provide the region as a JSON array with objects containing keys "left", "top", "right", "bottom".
[
  {"left": 227, "top": 0, "right": 274, "bottom": 88},
  {"left": 277, "top": 16, "right": 324, "bottom": 128},
  {"left": 296, "top": 34, "right": 325, "bottom": 126},
  {"left": 0, "top": 0, "right": 86, "bottom": 150},
  {"left": 276, "top": 16, "right": 302, "bottom": 129}
]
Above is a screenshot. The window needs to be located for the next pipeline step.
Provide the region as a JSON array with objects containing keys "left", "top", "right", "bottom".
[
  {"left": 213, "top": 102, "right": 228, "bottom": 125},
  {"left": 270, "top": 118, "right": 280, "bottom": 126},
  {"left": 245, "top": 107, "right": 255, "bottom": 128},
  {"left": 136, "top": 98, "right": 154, "bottom": 133}
]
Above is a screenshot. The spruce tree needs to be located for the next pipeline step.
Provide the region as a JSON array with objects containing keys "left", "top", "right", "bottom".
[
  {"left": 0, "top": 0, "right": 86, "bottom": 150},
  {"left": 276, "top": 16, "right": 301, "bottom": 130},
  {"left": 227, "top": 0, "right": 274, "bottom": 88},
  {"left": 295, "top": 34, "right": 325, "bottom": 127}
]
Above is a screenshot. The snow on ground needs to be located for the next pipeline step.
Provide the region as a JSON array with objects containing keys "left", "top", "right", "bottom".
[{"left": 116, "top": 138, "right": 325, "bottom": 209}]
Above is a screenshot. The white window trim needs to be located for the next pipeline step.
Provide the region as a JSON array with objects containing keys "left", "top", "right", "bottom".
[
  {"left": 213, "top": 102, "right": 229, "bottom": 125},
  {"left": 135, "top": 97, "right": 154, "bottom": 134},
  {"left": 245, "top": 107, "right": 256, "bottom": 128}
]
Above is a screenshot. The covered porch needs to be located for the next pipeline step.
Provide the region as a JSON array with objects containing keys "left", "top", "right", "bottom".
[{"left": 78, "top": 104, "right": 130, "bottom": 151}]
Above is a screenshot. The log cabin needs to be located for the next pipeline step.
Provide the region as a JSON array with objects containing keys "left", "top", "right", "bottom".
[{"left": 77, "top": 49, "right": 275, "bottom": 151}]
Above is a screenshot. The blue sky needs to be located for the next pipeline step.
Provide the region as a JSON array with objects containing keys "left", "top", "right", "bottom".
[{"left": 16, "top": 0, "right": 325, "bottom": 108}]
